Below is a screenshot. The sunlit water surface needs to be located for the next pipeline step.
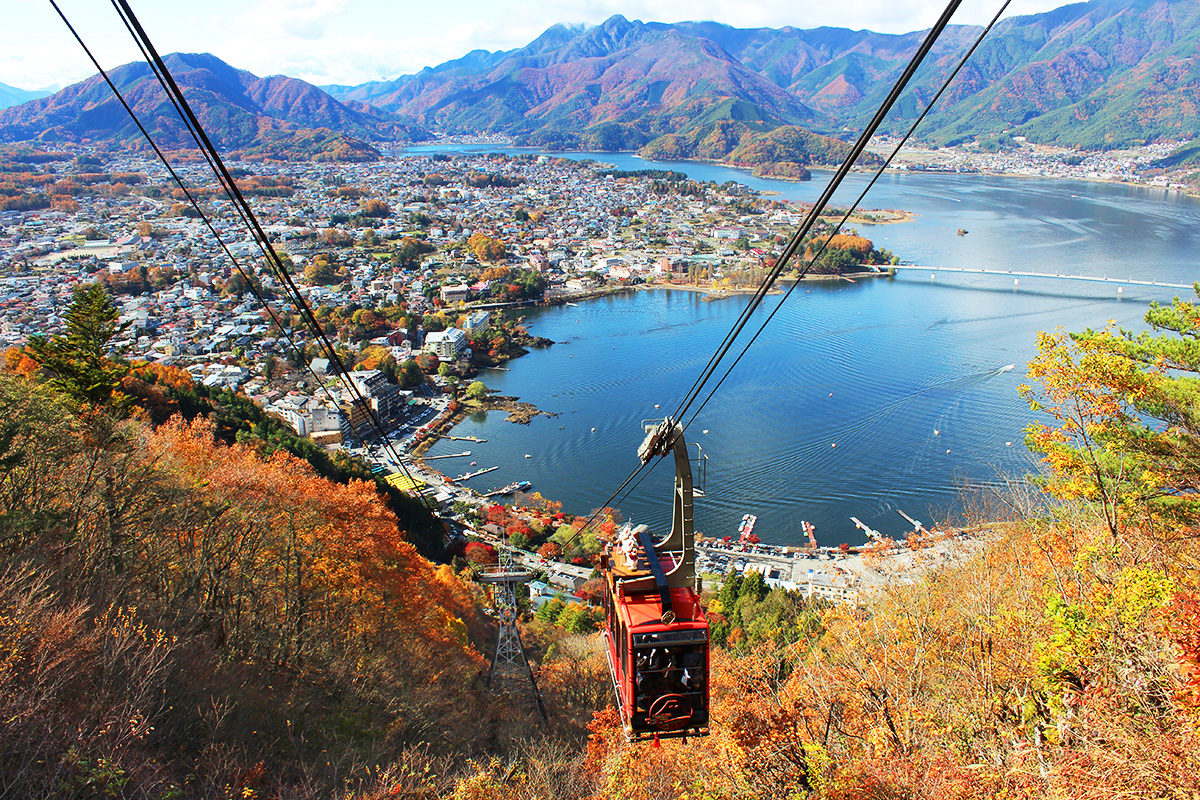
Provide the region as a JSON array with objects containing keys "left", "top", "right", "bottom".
[{"left": 413, "top": 144, "right": 1200, "bottom": 545}]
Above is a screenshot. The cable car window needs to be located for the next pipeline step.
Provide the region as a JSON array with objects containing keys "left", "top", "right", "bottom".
[
  {"left": 633, "top": 629, "right": 707, "bottom": 647},
  {"left": 632, "top": 643, "right": 708, "bottom": 728},
  {"left": 618, "top": 618, "right": 627, "bottom": 677}
]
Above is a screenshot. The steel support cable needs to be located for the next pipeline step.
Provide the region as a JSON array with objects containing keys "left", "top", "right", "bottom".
[
  {"left": 52, "top": 0, "right": 428, "bottom": 506},
  {"left": 98, "top": 0, "right": 366, "bottom": 438},
  {"left": 58, "top": 0, "right": 437, "bottom": 514},
  {"left": 681, "top": 0, "right": 1014, "bottom": 435},
  {"left": 667, "top": 0, "right": 966, "bottom": 433},
  {"left": 618, "top": 0, "right": 1014, "bottom": 535},
  {"left": 108, "top": 1, "right": 350, "bottom": 392},
  {"left": 633, "top": 0, "right": 1012, "bottom": 527},
  {"left": 569, "top": 0, "right": 969, "bottom": 543},
  {"left": 104, "top": 0, "right": 297, "bottom": 321},
  {"left": 47, "top": 0, "right": 337, "bottom": 407},
  {"left": 99, "top": 1, "right": 329, "bottom": 376},
  {"left": 108, "top": 0, "right": 434, "bottom": 508}
]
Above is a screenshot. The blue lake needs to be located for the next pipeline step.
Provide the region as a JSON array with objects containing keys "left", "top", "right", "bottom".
[{"left": 413, "top": 144, "right": 1200, "bottom": 546}]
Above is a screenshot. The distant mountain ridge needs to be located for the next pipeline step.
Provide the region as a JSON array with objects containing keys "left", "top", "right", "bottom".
[
  {"left": 322, "top": 0, "right": 1200, "bottom": 152},
  {"left": 4, "top": 0, "right": 1199, "bottom": 160},
  {"left": 0, "top": 53, "right": 428, "bottom": 161},
  {"left": 0, "top": 82, "right": 53, "bottom": 111},
  {"left": 328, "top": 15, "right": 819, "bottom": 150}
]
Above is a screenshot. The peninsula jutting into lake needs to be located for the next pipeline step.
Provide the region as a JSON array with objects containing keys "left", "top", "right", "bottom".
[{"left": 3, "top": 141, "right": 1196, "bottom": 544}]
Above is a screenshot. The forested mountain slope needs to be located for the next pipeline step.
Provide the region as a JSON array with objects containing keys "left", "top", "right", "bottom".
[
  {"left": 325, "top": 0, "right": 1200, "bottom": 150},
  {"left": 3, "top": 278, "right": 1199, "bottom": 798}
]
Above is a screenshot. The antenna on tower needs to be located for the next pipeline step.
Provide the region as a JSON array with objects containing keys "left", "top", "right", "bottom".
[{"left": 479, "top": 540, "right": 547, "bottom": 723}]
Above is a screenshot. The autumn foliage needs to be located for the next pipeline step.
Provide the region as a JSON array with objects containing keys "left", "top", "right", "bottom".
[
  {"left": 0, "top": 372, "right": 487, "bottom": 797},
  {"left": 436, "top": 294, "right": 1200, "bottom": 800},
  {"left": 824, "top": 233, "right": 873, "bottom": 258},
  {"left": 5, "top": 287, "right": 1200, "bottom": 798}
]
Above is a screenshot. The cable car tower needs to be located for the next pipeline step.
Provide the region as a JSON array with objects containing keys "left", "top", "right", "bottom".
[
  {"left": 479, "top": 542, "right": 547, "bottom": 723},
  {"left": 601, "top": 418, "right": 710, "bottom": 741}
]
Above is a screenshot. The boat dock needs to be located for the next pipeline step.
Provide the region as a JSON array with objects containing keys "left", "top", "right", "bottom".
[
  {"left": 455, "top": 466, "right": 499, "bottom": 481},
  {"left": 448, "top": 435, "right": 487, "bottom": 443},
  {"left": 737, "top": 513, "right": 758, "bottom": 544},
  {"left": 481, "top": 480, "right": 532, "bottom": 498},
  {"left": 697, "top": 509, "right": 985, "bottom": 605},
  {"left": 423, "top": 450, "right": 471, "bottom": 460}
]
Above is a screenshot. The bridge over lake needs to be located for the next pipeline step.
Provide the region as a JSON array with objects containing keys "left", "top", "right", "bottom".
[{"left": 884, "top": 264, "right": 1193, "bottom": 291}]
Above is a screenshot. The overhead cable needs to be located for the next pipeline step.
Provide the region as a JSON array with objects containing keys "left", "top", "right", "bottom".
[
  {"left": 576, "top": 0, "right": 989, "bottom": 538},
  {"left": 53, "top": 0, "right": 438, "bottom": 516},
  {"left": 681, "top": 0, "right": 1016, "bottom": 433},
  {"left": 108, "top": 0, "right": 434, "bottom": 511}
]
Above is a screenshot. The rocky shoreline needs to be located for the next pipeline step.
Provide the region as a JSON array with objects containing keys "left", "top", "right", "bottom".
[
  {"left": 476, "top": 394, "right": 558, "bottom": 425},
  {"left": 409, "top": 394, "right": 557, "bottom": 461}
]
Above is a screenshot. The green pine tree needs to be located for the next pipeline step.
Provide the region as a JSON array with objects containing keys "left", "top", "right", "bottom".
[{"left": 27, "top": 284, "right": 131, "bottom": 409}]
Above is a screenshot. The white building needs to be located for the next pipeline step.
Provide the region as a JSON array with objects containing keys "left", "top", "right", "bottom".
[
  {"left": 464, "top": 310, "right": 490, "bottom": 333},
  {"left": 425, "top": 327, "right": 467, "bottom": 360},
  {"left": 712, "top": 226, "right": 745, "bottom": 240},
  {"left": 801, "top": 569, "right": 859, "bottom": 604},
  {"left": 593, "top": 255, "right": 624, "bottom": 271}
]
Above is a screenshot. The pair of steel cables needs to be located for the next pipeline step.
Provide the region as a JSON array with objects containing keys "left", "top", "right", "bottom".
[
  {"left": 50, "top": 0, "right": 440, "bottom": 515},
  {"left": 571, "top": 0, "right": 1014, "bottom": 540},
  {"left": 50, "top": 0, "right": 1014, "bottom": 537}
]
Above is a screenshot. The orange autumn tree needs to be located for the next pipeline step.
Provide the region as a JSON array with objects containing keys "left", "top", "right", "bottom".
[
  {"left": 143, "top": 416, "right": 484, "bottom": 713},
  {"left": 0, "top": 368, "right": 499, "bottom": 794},
  {"left": 2, "top": 346, "right": 39, "bottom": 377}
]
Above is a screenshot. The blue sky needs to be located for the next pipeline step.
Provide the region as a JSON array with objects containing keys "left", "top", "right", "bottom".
[{"left": 6, "top": 0, "right": 1070, "bottom": 91}]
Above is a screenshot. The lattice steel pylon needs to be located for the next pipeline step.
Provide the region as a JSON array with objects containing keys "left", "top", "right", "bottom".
[{"left": 479, "top": 543, "right": 547, "bottom": 723}]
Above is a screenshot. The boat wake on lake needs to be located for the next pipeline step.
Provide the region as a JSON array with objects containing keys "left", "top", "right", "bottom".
[{"left": 925, "top": 298, "right": 1109, "bottom": 330}]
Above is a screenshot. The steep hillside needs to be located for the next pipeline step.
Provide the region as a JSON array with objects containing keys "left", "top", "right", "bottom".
[
  {"left": 661, "top": 0, "right": 1200, "bottom": 147},
  {"left": 911, "top": 0, "right": 1200, "bottom": 147},
  {"left": 325, "top": 15, "right": 820, "bottom": 151},
  {"left": 0, "top": 364, "right": 496, "bottom": 798},
  {"left": 639, "top": 120, "right": 879, "bottom": 177}
]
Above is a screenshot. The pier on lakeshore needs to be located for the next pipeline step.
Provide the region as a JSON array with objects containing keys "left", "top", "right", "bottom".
[{"left": 455, "top": 465, "right": 499, "bottom": 481}]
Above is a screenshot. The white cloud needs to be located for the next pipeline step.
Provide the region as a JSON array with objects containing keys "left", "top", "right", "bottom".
[{"left": 239, "top": 0, "right": 347, "bottom": 41}]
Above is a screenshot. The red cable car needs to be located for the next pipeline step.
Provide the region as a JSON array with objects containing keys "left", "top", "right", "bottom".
[{"left": 602, "top": 419, "right": 709, "bottom": 741}]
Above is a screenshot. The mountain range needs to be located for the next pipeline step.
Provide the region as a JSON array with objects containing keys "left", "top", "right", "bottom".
[
  {"left": 322, "top": 0, "right": 1200, "bottom": 153},
  {"left": 3, "top": 0, "right": 1198, "bottom": 162},
  {"left": 0, "top": 53, "right": 428, "bottom": 161}
]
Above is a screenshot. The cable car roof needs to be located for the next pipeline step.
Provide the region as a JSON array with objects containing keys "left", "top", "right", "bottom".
[{"left": 617, "top": 586, "right": 706, "bottom": 629}]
